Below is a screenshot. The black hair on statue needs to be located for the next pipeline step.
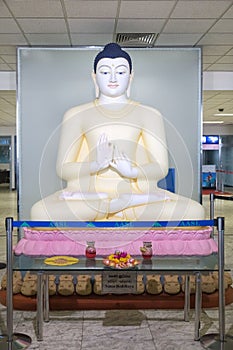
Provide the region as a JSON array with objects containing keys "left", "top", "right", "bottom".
[{"left": 94, "top": 43, "right": 132, "bottom": 73}]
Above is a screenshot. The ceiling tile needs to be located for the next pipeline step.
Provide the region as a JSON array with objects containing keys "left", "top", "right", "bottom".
[
  {"left": 0, "top": 2, "right": 11, "bottom": 17},
  {"left": 7, "top": 63, "right": 16, "bottom": 70},
  {"left": 70, "top": 33, "right": 113, "bottom": 46},
  {"left": 0, "top": 46, "right": 17, "bottom": 54},
  {"left": 0, "top": 91, "right": 16, "bottom": 102},
  {"left": 6, "top": 0, "right": 64, "bottom": 17},
  {"left": 206, "top": 63, "right": 233, "bottom": 71},
  {"left": 0, "top": 55, "right": 17, "bottom": 64},
  {"left": 0, "top": 109, "right": 14, "bottom": 119},
  {"left": 64, "top": 0, "right": 118, "bottom": 18},
  {"left": 0, "top": 18, "right": 21, "bottom": 33},
  {"left": 25, "top": 33, "right": 70, "bottom": 45},
  {"left": 155, "top": 33, "right": 202, "bottom": 46},
  {"left": 199, "top": 33, "right": 233, "bottom": 45},
  {"left": 203, "top": 91, "right": 219, "bottom": 98},
  {"left": 0, "top": 100, "right": 14, "bottom": 111},
  {"left": 163, "top": 19, "right": 216, "bottom": 33},
  {"left": 17, "top": 19, "right": 67, "bottom": 34},
  {"left": 119, "top": 1, "right": 175, "bottom": 19},
  {"left": 203, "top": 56, "right": 220, "bottom": 64},
  {"left": 219, "top": 91, "right": 233, "bottom": 98},
  {"left": 222, "top": 4, "right": 233, "bottom": 18},
  {"left": 209, "top": 19, "right": 233, "bottom": 33},
  {"left": 0, "top": 34, "right": 28, "bottom": 45},
  {"left": 68, "top": 19, "right": 115, "bottom": 33},
  {"left": 116, "top": 19, "right": 165, "bottom": 33},
  {"left": 0, "top": 116, "right": 15, "bottom": 126},
  {"left": 0, "top": 115, "right": 12, "bottom": 121},
  {"left": 202, "top": 45, "right": 232, "bottom": 55},
  {"left": 216, "top": 56, "right": 233, "bottom": 64},
  {"left": 171, "top": 1, "right": 232, "bottom": 19},
  {"left": 202, "top": 63, "right": 212, "bottom": 71}
]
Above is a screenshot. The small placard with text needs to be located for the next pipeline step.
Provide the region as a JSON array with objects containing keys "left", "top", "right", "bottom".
[{"left": 102, "top": 270, "right": 137, "bottom": 294}]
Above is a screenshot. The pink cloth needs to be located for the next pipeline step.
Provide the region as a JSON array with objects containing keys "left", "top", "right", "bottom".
[{"left": 14, "top": 227, "right": 218, "bottom": 257}]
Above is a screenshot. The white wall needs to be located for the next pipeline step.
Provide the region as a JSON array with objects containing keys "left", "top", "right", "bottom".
[
  {"left": 203, "top": 124, "right": 233, "bottom": 135},
  {"left": 203, "top": 72, "right": 233, "bottom": 91},
  {"left": 0, "top": 72, "right": 16, "bottom": 90}
]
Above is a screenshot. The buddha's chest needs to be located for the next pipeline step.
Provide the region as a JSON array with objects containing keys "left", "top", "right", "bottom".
[
  {"left": 79, "top": 105, "right": 145, "bottom": 152},
  {"left": 85, "top": 123, "right": 141, "bottom": 142}
]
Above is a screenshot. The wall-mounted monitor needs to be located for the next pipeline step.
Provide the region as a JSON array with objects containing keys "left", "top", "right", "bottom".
[{"left": 202, "top": 135, "right": 220, "bottom": 150}]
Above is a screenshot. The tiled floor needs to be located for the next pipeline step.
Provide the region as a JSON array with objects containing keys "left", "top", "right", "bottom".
[{"left": 0, "top": 184, "right": 232, "bottom": 350}]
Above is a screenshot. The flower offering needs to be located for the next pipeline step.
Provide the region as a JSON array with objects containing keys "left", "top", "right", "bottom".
[{"left": 103, "top": 250, "right": 139, "bottom": 269}]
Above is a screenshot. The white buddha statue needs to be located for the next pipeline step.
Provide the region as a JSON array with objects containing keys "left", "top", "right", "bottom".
[{"left": 31, "top": 43, "right": 205, "bottom": 221}]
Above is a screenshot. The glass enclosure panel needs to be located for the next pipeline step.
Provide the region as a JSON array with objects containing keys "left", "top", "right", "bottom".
[
  {"left": 13, "top": 254, "right": 219, "bottom": 273},
  {"left": 18, "top": 47, "right": 202, "bottom": 219},
  {"left": 221, "top": 135, "right": 233, "bottom": 188}
]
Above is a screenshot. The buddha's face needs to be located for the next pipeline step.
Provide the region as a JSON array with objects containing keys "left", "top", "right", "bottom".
[{"left": 95, "top": 57, "right": 131, "bottom": 98}]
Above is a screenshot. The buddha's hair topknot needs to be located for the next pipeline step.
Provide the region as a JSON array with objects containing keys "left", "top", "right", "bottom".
[{"left": 94, "top": 43, "right": 132, "bottom": 73}]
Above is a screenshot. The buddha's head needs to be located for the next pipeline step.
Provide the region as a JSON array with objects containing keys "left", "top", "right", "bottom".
[{"left": 92, "top": 43, "right": 133, "bottom": 100}]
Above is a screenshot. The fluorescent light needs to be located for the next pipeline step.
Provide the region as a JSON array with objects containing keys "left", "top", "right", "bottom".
[
  {"left": 213, "top": 113, "right": 233, "bottom": 117},
  {"left": 203, "top": 121, "right": 224, "bottom": 124}
]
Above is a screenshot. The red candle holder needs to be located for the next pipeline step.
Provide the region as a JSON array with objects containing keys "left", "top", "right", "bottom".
[
  {"left": 85, "top": 241, "right": 96, "bottom": 259},
  {"left": 140, "top": 241, "right": 152, "bottom": 259}
]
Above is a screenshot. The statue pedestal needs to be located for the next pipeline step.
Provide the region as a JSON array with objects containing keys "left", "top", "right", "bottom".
[{"left": 14, "top": 226, "right": 218, "bottom": 257}]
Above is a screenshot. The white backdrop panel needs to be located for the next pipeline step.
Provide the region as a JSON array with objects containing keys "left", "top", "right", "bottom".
[{"left": 17, "top": 47, "right": 201, "bottom": 220}]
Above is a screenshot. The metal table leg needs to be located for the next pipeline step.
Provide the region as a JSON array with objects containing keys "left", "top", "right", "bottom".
[
  {"left": 44, "top": 274, "right": 50, "bottom": 322},
  {"left": 184, "top": 275, "right": 190, "bottom": 322},
  {"left": 36, "top": 272, "right": 44, "bottom": 341},
  {"left": 200, "top": 217, "right": 233, "bottom": 349},
  {"left": 194, "top": 272, "right": 202, "bottom": 341},
  {"left": 210, "top": 193, "right": 215, "bottom": 238},
  {"left": 0, "top": 217, "right": 32, "bottom": 349}
]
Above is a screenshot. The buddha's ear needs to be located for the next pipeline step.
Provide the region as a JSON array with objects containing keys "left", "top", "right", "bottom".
[
  {"left": 92, "top": 72, "right": 99, "bottom": 98},
  {"left": 126, "top": 72, "right": 134, "bottom": 98}
]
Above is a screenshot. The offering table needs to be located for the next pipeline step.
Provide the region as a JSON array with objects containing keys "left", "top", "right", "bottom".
[
  {"left": 13, "top": 253, "right": 218, "bottom": 342},
  {"left": 5, "top": 218, "right": 229, "bottom": 347}
]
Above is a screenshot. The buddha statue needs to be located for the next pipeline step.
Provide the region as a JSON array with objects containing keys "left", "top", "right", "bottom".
[{"left": 31, "top": 43, "right": 205, "bottom": 221}]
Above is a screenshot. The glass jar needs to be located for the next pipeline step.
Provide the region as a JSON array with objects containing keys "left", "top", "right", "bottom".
[
  {"left": 85, "top": 241, "right": 96, "bottom": 259},
  {"left": 141, "top": 241, "right": 152, "bottom": 259}
]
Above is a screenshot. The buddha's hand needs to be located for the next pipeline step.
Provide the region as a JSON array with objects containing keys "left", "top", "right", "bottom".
[
  {"left": 110, "top": 146, "right": 138, "bottom": 179},
  {"left": 90, "top": 133, "right": 113, "bottom": 173}
]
